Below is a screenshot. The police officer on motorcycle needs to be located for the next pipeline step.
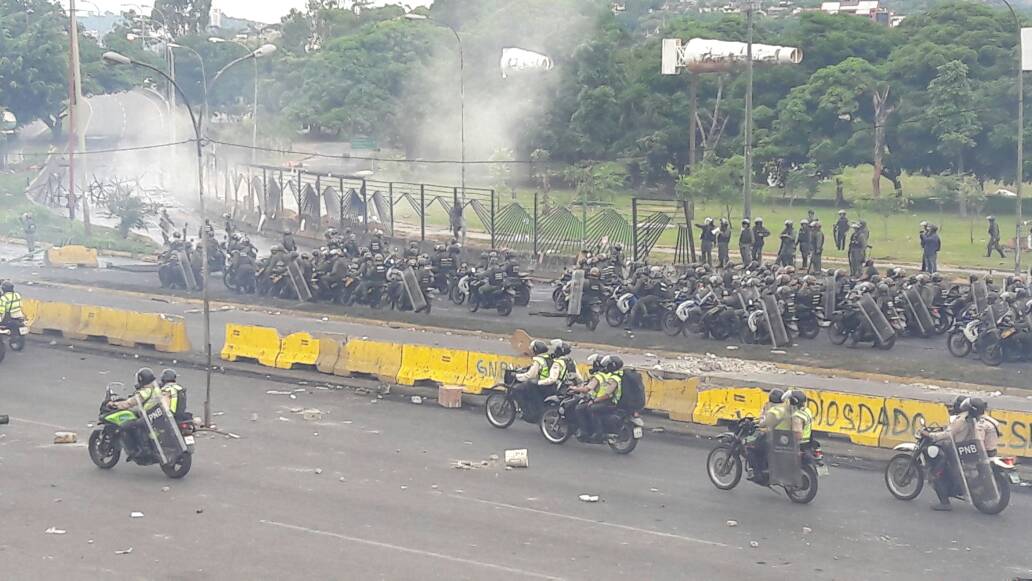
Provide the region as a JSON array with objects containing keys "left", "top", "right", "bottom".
[
  {"left": 512, "top": 339, "right": 553, "bottom": 423},
  {"left": 572, "top": 354, "right": 623, "bottom": 442},
  {"left": 923, "top": 397, "right": 996, "bottom": 511},
  {"left": 350, "top": 253, "right": 388, "bottom": 305},
  {"left": 108, "top": 368, "right": 169, "bottom": 461}
]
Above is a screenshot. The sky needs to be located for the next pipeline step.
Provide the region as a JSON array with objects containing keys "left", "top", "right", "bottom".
[{"left": 64, "top": 0, "right": 432, "bottom": 24}]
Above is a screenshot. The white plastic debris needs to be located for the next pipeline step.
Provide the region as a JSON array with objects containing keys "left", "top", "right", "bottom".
[
  {"left": 749, "top": 541, "right": 759, "bottom": 548},
  {"left": 302, "top": 409, "right": 323, "bottom": 421},
  {"left": 726, "top": 520, "right": 738, "bottom": 527},
  {"left": 130, "top": 512, "right": 144, "bottom": 519},
  {"left": 410, "top": 396, "right": 423, "bottom": 405},
  {"left": 504, "top": 449, "right": 529, "bottom": 468},
  {"left": 115, "top": 547, "right": 133, "bottom": 555},
  {"left": 44, "top": 527, "right": 67, "bottom": 535},
  {"left": 578, "top": 494, "right": 600, "bottom": 503}
]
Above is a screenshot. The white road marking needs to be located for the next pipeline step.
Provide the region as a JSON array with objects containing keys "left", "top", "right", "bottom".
[
  {"left": 259, "top": 519, "right": 565, "bottom": 581},
  {"left": 11, "top": 417, "right": 75, "bottom": 430},
  {"left": 448, "top": 495, "right": 729, "bottom": 548}
]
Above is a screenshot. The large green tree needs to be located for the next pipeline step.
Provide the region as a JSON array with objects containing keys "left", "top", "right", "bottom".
[{"left": 0, "top": 0, "right": 67, "bottom": 136}]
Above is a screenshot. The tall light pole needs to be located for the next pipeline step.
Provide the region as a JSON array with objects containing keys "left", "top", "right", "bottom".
[
  {"left": 405, "top": 13, "right": 465, "bottom": 240},
  {"left": 1002, "top": 0, "right": 1025, "bottom": 275},
  {"left": 104, "top": 45, "right": 276, "bottom": 428},
  {"left": 167, "top": 43, "right": 208, "bottom": 116},
  {"left": 743, "top": 1, "right": 757, "bottom": 220},
  {"left": 68, "top": 0, "right": 92, "bottom": 235},
  {"left": 210, "top": 37, "right": 275, "bottom": 213}
]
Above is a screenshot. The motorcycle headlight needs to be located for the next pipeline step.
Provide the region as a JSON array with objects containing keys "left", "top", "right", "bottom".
[{"left": 927, "top": 445, "right": 940, "bottom": 459}]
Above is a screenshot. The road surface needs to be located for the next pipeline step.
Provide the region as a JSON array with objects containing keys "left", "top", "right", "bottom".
[{"left": 0, "top": 348, "right": 1030, "bottom": 580}]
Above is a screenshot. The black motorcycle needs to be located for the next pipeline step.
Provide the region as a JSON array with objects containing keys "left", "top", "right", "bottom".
[
  {"left": 705, "top": 416, "right": 826, "bottom": 504},
  {"left": 0, "top": 317, "right": 28, "bottom": 352},
  {"left": 974, "top": 315, "right": 1028, "bottom": 367},
  {"left": 508, "top": 273, "right": 532, "bottom": 307},
  {"left": 567, "top": 295, "right": 603, "bottom": 331},
  {"left": 827, "top": 301, "right": 896, "bottom": 350},
  {"left": 468, "top": 279, "right": 515, "bottom": 316},
  {"left": 538, "top": 392, "right": 644, "bottom": 454},
  {"left": 484, "top": 369, "right": 563, "bottom": 428}
]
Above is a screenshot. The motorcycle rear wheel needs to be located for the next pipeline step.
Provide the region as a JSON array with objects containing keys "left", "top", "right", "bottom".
[
  {"left": 586, "top": 310, "right": 600, "bottom": 332},
  {"left": 875, "top": 334, "right": 896, "bottom": 351},
  {"left": 946, "top": 331, "right": 971, "bottom": 358},
  {"left": 160, "top": 452, "right": 192, "bottom": 479},
  {"left": 497, "top": 298, "right": 513, "bottom": 317},
  {"left": 786, "top": 464, "right": 820, "bottom": 504},
  {"left": 515, "top": 286, "right": 530, "bottom": 307},
  {"left": 485, "top": 391, "right": 517, "bottom": 429},
  {"left": 607, "top": 423, "right": 638, "bottom": 455},
  {"left": 798, "top": 321, "right": 820, "bottom": 340},
  {"left": 972, "top": 472, "right": 1011, "bottom": 515},
  {"left": 661, "top": 311, "right": 683, "bottom": 337},
  {"left": 605, "top": 304, "right": 624, "bottom": 327},
  {"left": 884, "top": 454, "right": 924, "bottom": 501},
  {"left": 708, "top": 321, "right": 732, "bottom": 341},
  {"left": 981, "top": 344, "right": 1004, "bottom": 367},
  {"left": 9, "top": 336, "right": 25, "bottom": 351},
  {"left": 88, "top": 429, "right": 120, "bottom": 469},
  {"left": 449, "top": 287, "right": 467, "bottom": 305},
  {"left": 540, "top": 408, "right": 571, "bottom": 444},
  {"left": 827, "top": 320, "right": 849, "bottom": 345}
]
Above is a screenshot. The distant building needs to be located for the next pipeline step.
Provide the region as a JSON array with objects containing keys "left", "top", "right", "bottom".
[
  {"left": 820, "top": 1, "right": 893, "bottom": 25},
  {"left": 209, "top": 8, "right": 224, "bottom": 30}
]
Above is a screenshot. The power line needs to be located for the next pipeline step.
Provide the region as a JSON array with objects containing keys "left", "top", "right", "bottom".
[{"left": 15, "top": 139, "right": 195, "bottom": 158}]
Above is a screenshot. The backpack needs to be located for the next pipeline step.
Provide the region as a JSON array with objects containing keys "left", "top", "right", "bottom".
[{"left": 618, "top": 369, "right": 646, "bottom": 412}]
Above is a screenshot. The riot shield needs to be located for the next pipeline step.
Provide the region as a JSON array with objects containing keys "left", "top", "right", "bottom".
[
  {"left": 175, "top": 250, "right": 199, "bottom": 291},
  {"left": 950, "top": 430, "right": 1001, "bottom": 509},
  {"left": 858, "top": 294, "right": 895, "bottom": 344},
  {"left": 768, "top": 409, "right": 802, "bottom": 488},
  {"left": 138, "top": 395, "right": 188, "bottom": 466},
  {"left": 566, "top": 269, "right": 585, "bottom": 316},
  {"left": 286, "top": 260, "right": 313, "bottom": 302},
  {"left": 823, "top": 276, "right": 837, "bottom": 320},
  {"left": 736, "top": 287, "right": 759, "bottom": 310},
  {"left": 903, "top": 287, "right": 934, "bottom": 336},
  {"left": 760, "top": 294, "right": 790, "bottom": 348},
  {"left": 402, "top": 267, "right": 428, "bottom": 312},
  {"left": 971, "top": 280, "right": 989, "bottom": 315},
  {"left": 917, "top": 283, "right": 936, "bottom": 307}
]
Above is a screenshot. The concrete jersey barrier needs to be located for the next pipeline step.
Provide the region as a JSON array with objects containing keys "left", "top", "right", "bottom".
[{"left": 23, "top": 299, "right": 190, "bottom": 353}]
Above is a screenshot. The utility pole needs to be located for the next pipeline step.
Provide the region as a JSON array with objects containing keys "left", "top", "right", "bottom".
[
  {"left": 68, "top": 0, "right": 91, "bottom": 235},
  {"left": 743, "top": 1, "right": 755, "bottom": 220}
]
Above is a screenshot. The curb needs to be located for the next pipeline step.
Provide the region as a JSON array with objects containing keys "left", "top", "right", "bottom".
[{"left": 25, "top": 334, "right": 1032, "bottom": 486}]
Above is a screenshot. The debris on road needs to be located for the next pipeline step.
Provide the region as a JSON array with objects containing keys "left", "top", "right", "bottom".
[
  {"left": 504, "top": 449, "right": 529, "bottom": 468},
  {"left": 266, "top": 390, "right": 292, "bottom": 396},
  {"left": 578, "top": 494, "right": 599, "bottom": 503},
  {"left": 250, "top": 413, "right": 259, "bottom": 422},
  {"left": 115, "top": 547, "right": 133, "bottom": 555},
  {"left": 44, "top": 527, "right": 66, "bottom": 535},
  {"left": 726, "top": 520, "right": 738, "bottom": 527},
  {"left": 660, "top": 353, "right": 784, "bottom": 376},
  {"left": 53, "top": 432, "right": 77, "bottom": 444},
  {"left": 438, "top": 385, "right": 463, "bottom": 408},
  {"left": 802, "top": 526, "right": 813, "bottom": 534},
  {"left": 410, "top": 396, "right": 423, "bottom": 405},
  {"left": 749, "top": 541, "right": 760, "bottom": 548},
  {"left": 130, "top": 512, "right": 144, "bottom": 519},
  {"left": 302, "top": 409, "right": 323, "bottom": 421},
  {"left": 161, "top": 486, "right": 170, "bottom": 493},
  {"left": 314, "top": 468, "right": 323, "bottom": 475}
]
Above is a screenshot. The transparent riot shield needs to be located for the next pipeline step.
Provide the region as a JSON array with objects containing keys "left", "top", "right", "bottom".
[
  {"left": 760, "top": 294, "right": 790, "bottom": 348},
  {"left": 175, "top": 250, "right": 199, "bottom": 291},
  {"left": 902, "top": 287, "right": 934, "bottom": 336},
  {"left": 286, "top": 260, "right": 313, "bottom": 302},
  {"left": 823, "top": 276, "right": 837, "bottom": 320},
  {"left": 858, "top": 294, "right": 895, "bottom": 344},
  {"left": 402, "top": 267, "right": 428, "bottom": 312},
  {"left": 138, "top": 396, "right": 188, "bottom": 466},
  {"left": 768, "top": 408, "right": 802, "bottom": 488},
  {"left": 566, "top": 269, "right": 585, "bottom": 316},
  {"left": 948, "top": 429, "right": 1001, "bottom": 509},
  {"left": 736, "top": 287, "right": 759, "bottom": 310},
  {"left": 971, "top": 280, "right": 989, "bottom": 315}
]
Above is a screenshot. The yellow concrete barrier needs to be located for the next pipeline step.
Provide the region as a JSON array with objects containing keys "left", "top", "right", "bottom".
[
  {"left": 334, "top": 339, "right": 402, "bottom": 382},
  {"left": 314, "top": 334, "right": 346, "bottom": 374},
  {"left": 112, "top": 311, "right": 191, "bottom": 353},
  {"left": 220, "top": 324, "right": 281, "bottom": 367},
  {"left": 76, "top": 305, "right": 128, "bottom": 344},
  {"left": 275, "top": 332, "right": 321, "bottom": 370},
  {"left": 991, "top": 409, "right": 1032, "bottom": 458},
  {"left": 644, "top": 374, "right": 699, "bottom": 422},
  {"left": 462, "top": 352, "right": 529, "bottom": 394},
  {"left": 878, "top": 398, "right": 950, "bottom": 450},
  {"left": 28, "top": 301, "right": 83, "bottom": 338},
  {"left": 692, "top": 387, "right": 766, "bottom": 425},
  {"left": 22, "top": 298, "right": 39, "bottom": 327},
  {"left": 396, "top": 345, "right": 469, "bottom": 386},
  {"left": 801, "top": 389, "right": 885, "bottom": 448},
  {"left": 44, "top": 245, "right": 99, "bottom": 267}
]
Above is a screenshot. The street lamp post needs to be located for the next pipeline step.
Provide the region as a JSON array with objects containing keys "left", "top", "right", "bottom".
[
  {"left": 743, "top": 1, "right": 757, "bottom": 221},
  {"left": 167, "top": 43, "right": 208, "bottom": 116},
  {"left": 1002, "top": 0, "right": 1024, "bottom": 275},
  {"left": 103, "top": 45, "right": 276, "bottom": 428},
  {"left": 404, "top": 13, "right": 465, "bottom": 240}
]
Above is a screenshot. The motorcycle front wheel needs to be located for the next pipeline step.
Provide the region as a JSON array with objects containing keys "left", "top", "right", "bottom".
[
  {"left": 786, "top": 464, "right": 820, "bottom": 504},
  {"left": 706, "top": 444, "right": 742, "bottom": 490},
  {"left": 875, "top": 334, "right": 896, "bottom": 351},
  {"left": 160, "top": 452, "right": 192, "bottom": 479},
  {"left": 798, "top": 320, "right": 820, "bottom": 340},
  {"left": 540, "top": 408, "right": 571, "bottom": 444},
  {"left": 946, "top": 331, "right": 971, "bottom": 358},
  {"left": 515, "top": 286, "right": 530, "bottom": 307},
  {"left": 497, "top": 297, "right": 513, "bottom": 317},
  {"left": 661, "top": 311, "right": 684, "bottom": 337},
  {"left": 827, "top": 320, "right": 849, "bottom": 345},
  {"left": 981, "top": 343, "right": 1004, "bottom": 367},
  {"left": 605, "top": 303, "right": 624, "bottom": 327},
  {"left": 884, "top": 454, "right": 924, "bottom": 501},
  {"left": 586, "top": 309, "right": 600, "bottom": 332},
  {"left": 450, "top": 287, "right": 467, "bottom": 305},
  {"left": 485, "top": 391, "right": 517, "bottom": 429},
  {"left": 88, "top": 429, "right": 121, "bottom": 469}
]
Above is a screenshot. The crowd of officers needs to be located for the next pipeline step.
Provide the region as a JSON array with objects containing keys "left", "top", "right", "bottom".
[{"left": 511, "top": 338, "right": 626, "bottom": 442}]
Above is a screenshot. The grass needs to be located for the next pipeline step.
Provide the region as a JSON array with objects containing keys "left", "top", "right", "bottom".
[{"left": 0, "top": 171, "right": 157, "bottom": 255}]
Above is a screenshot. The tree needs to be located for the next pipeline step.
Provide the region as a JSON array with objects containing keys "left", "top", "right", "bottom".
[
  {"left": 0, "top": 0, "right": 68, "bottom": 137},
  {"left": 565, "top": 161, "right": 628, "bottom": 204},
  {"left": 106, "top": 189, "right": 156, "bottom": 239},
  {"left": 529, "top": 149, "right": 552, "bottom": 193},
  {"left": 676, "top": 155, "right": 743, "bottom": 220},
  {"left": 926, "top": 60, "right": 980, "bottom": 215},
  {"left": 783, "top": 162, "right": 820, "bottom": 208},
  {"left": 153, "top": 0, "right": 213, "bottom": 37}
]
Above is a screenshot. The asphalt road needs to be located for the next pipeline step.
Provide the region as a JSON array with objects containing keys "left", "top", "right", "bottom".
[
  {"left": 1, "top": 349, "right": 1030, "bottom": 580},
  {"left": 2, "top": 260, "right": 1031, "bottom": 391}
]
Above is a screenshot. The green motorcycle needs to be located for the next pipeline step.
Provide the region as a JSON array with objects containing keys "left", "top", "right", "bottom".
[{"left": 88, "top": 383, "right": 195, "bottom": 479}]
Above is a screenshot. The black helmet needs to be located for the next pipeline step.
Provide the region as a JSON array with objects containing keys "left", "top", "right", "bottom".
[
  {"left": 968, "top": 397, "right": 987, "bottom": 418},
  {"left": 1, "top": 281, "right": 13, "bottom": 293},
  {"left": 530, "top": 339, "right": 549, "bottom": 356},
  {"left": 160, "top": 369, "right": 177, "bottom": 385},
  {"left": 604, "top": 355, "right": 623, "bottom": 373},
  {"left": 587, "top": 353, "right": 602, "bottom": 371},
  {"left": 136, "top": 367, "right": 156, "bottom": 388},
  {"left": 550, "top": 339, "right": 571, "bottom": 357},
  {"left": 768, "top": 388, "right": 784, "bottom": 404},
  {"left": 950, "top": 395, "right": 967, "bottom": 414},
  {"left": 787, "top": 390, "right": 807, "bottom": 407}
]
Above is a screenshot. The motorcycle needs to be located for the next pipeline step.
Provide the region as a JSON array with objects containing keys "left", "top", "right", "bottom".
[
  {"left": 975, "top": 315, "right": 1027, "bottom": 367},
  {"left": 509, "top": 273, "right": 532, "bottom": 307},
  {"left": 450, "top": 266, "right": 473, "bottom": 305},
  {"left": 567, "top": 296, "right": 603, "bottom": 331},
  {"left": 945, "top": 315, "right": 979, "bottom": 358},
  {"left": 604, "top": 289, "right": 635, "bottom": 328},
  {"left": 706, "top": 416, "right": 826, "bottom": 504},
  {"left": 538, "top": 392, "right": 644, "bottom": 454},
  {"left": 552, "top": 270, "right": 573, "bottom": 312},
  {"left": 884, "top": 417, "right": 1017, "bottom": 515},
  {"left": 468, "top": 278, "right": 515, "bottom": 316},
  {"left": 827, "top": 301, "right": 897, "bottom": 350},
  {"left": 661, "top": 296, "right": 704, "bottom": 337},
  {"left": 88, "top": 382, "right": 195, "bottom": 479},
  {"left": 0, "top": 317, "right": 28, "bottom": 352},
  {"left": 484, "top": 368, "right": 562, "bottom": 428}
]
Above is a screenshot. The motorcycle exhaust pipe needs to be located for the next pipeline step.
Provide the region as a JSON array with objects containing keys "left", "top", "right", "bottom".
[{"left": 0, "top": 415, "right": 8, "bottom": 425}]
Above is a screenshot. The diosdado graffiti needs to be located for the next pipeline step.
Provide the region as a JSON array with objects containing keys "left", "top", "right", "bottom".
[{"left": 693, "top": 386, "right": 1032, "bottom": 458}]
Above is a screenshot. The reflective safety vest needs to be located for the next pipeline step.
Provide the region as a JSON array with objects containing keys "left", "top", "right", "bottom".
[
  {"left": 793, "top": 407, "right": 813, "bottom": 443},
  {"left": 550, "top": 358, "right": 569, "bottom": 383},
  {"left": 135, "top": 385, "right": 163, "bottom": 411},
  {"left": 0, "top": 291, "right": 23, "bottom": 320},
  {"left": 770, "top": 403, "right": 792, "bottom": 430},
  {"left": 532, "top": 355, "right": 551, "bottom": 381},
  {"left": 592, "top": 370, "right": 623, "bottom": 404},
  {"left": 162, "top": 383, "right": 183, "bottom": 415}
]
